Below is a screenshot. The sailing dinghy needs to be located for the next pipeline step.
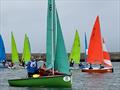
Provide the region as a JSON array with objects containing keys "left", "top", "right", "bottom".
[
  {"left": 7, "top": 32, "right": 19, "bottom": 69},
  {"left": 22, "top": 34, "right": 31, "bottom": 64},
  {"left": 69, "top": 30, "right": 84, "bottom": 69},
  {"left": 81, "top": 16, "right": 113, "bottom": 73},
  {"left": 8, "top": 0, "right": 71, "bottom": 87}
]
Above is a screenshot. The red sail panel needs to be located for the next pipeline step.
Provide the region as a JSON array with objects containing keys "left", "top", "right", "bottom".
[{"left": 87, "top": 16, "right": 103, "bottom": 64}]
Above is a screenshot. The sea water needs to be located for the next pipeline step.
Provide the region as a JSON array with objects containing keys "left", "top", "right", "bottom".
[{"left": 0, "top": 62, "right": 120, "bottom": 90}]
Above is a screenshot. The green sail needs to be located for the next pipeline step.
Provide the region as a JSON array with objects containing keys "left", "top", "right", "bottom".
[
  {"left": 11, "top": 32, "right": 19, "bottom": 63},
  {"left": 46, "top": 0, "right": 70, "bottom": 74},
  {"left": 69, "top": 30, "right": 81, "bottom": 64},
  {"left": 46, "top": 0, "right": 55, "bottom": 69},
  {"left": 54, "top": 10, "right": 70, "bottom": 74},
  {"left": 22, "top": 34, "right": 31, "bottom": 64}
]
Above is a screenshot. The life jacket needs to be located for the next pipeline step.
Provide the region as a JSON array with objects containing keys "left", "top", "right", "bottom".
[{"left": 27, "top": 60, "right": 38, "bottom": 73}]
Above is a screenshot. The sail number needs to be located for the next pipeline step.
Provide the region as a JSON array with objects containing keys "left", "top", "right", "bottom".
[{"left": 63, "top": 76, "right": 71, "bottom": 82}]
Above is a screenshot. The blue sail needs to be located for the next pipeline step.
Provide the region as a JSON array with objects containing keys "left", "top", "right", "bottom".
[{"left": 0, "top": 35, "right": 6, "bottom": 62}]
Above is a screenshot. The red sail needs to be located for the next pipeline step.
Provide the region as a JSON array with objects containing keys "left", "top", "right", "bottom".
[{"left": 87, "top": 16, "right": 103, "bottom": 64}]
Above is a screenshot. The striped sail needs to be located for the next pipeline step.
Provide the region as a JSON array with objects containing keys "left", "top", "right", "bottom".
[{"left": 102, "top": 39, "right": 112, "bottom": 67}]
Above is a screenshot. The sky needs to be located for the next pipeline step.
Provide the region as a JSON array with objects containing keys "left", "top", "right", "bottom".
[{"left": 0, "top": 0, "right": 120, "bottom": 53}]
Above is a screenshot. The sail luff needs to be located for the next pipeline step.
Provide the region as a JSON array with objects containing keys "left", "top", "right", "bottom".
[
  {"left": 11, "top": 32, "right": 19, "bottom": 63},
  {"left": 69, "top": 30, "right": 80, "bottom": 64},
  {"left": 0, "top": 34, "right": 6, "bottom": 62},
  {"left": 87, "top": 16, "right": 103, "bottom": 64}
]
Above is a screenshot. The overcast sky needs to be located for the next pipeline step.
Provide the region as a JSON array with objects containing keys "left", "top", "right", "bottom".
[{"left": 0, "top": 0, "right": 120, "bottom": 53}]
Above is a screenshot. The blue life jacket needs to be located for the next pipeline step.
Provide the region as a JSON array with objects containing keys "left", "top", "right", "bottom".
[{"left": 27, "top": 60, "right": 38, "bottom": 73}]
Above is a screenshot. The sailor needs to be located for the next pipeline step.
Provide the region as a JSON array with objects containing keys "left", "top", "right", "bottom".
[
  {"left": 8, "top": 61, "right": 14, "bottom": 68},
  {"left": 89, "top": 63, "right": 93, "bottom": 69},
  {"left": 70, "top": 58, "right": 74, "bottom": 67},
  {"left": 100, "top": 64, "right": 104, "bottom": 69},
  {"left": 2, "top": 60, "right": 6, "bottom": 67},
  {"left": 79, "top": 63, "right": 85, "bottom": 69},
  {"left": 27, "top": 56, "right": 39, "bottom": 77},
  {"left": 19, "top": 58, "right": 25, "bottom": 67}
]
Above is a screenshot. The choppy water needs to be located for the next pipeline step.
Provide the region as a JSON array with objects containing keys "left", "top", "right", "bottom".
[{"left": 0, "top": 62, "right": 120, "bottom": 90}]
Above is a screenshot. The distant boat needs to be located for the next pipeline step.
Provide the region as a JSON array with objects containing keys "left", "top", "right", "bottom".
[
  {"left": 84, "top": 32, "right": 88, "bottom": 63},
  {"left": 8, "top": 0, "right": 71, "bottom": 88},
  {"left": 0, "top": 34, "right": 7, "bottom": 68},
  {"left": 7, "top": 32, "right": 19, "bottom": 69},
  {"left": 69, "top": 30, "right": 82, "bottom": 69},
  {"left": 82, "top": 16, "right": 113, "bottom": 73},
  {"left": 22, "top": 34, "right": 31, "bottom": 64}
]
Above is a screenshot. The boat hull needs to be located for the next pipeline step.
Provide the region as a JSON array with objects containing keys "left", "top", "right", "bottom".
[
  {"left": 8, "top": 75, "right": 72, "bottom": 88},
  {"left": 81, "top": 68, "right": 113, "bottom": 73}
]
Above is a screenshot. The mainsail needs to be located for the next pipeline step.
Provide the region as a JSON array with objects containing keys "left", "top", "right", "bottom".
[
  {"left": 69, "top": 30, "right": 81, "bottom": 64},
  {"left": 46, "top": 0, "right": 70, "bottom": 74},
  {"left": 0, "top": 34, "right": 6, "bottom": 62},
  {"left": 46, "top": 0, "right": 55, "bottom": 69},
  {"left": 87, "top": 16, "right": 103, "bottom": 64},
  {"left": 11, "top": 32, "right": 19, "bottom": 63},
  {"left": 22, "top": 34, "right": 31, "bottom": 63}
]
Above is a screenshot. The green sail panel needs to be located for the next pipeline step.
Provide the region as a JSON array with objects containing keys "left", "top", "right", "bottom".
[
  {"left": 46, "top": 0, "right": 55, "bottom": 69},
  {"left": 69, "top": 30, "right": 81, "bottom": 64},
  {"left": 54, "top": 10, "right": 70, "bottom": 74},
  {"left": 11, "top": 32, "right": 19, "bottom": 63},
  {"left": 22, "top": 34, "right": 31, "bottom": 64}
]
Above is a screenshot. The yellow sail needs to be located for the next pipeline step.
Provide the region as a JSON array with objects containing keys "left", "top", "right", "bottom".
[
  {"left": 11, "top": 32, "right": 19, "bottom": 63},
  {"left": 69, "top": 30, "right": 81, "bottom": 64}
]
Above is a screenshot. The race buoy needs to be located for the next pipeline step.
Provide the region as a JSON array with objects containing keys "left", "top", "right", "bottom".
[{"left": 33, "top": 74, "right": 40, "bottom": 78}]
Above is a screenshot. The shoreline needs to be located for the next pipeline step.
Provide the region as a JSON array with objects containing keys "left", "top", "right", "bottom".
[{"left": 5, "top": 52, "right": 120, "bottom": 62}]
